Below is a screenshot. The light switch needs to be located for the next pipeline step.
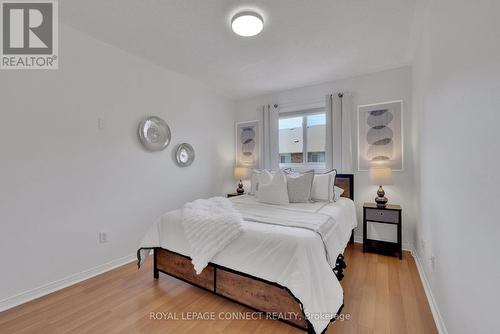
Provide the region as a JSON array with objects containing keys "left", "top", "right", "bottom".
[{"left": 98, "top": 118, "right": 104, "bottom": 130}]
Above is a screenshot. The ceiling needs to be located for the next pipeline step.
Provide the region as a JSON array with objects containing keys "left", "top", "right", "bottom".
[{"left": 61, "top": 0, "right": 417, "bottom": 100}]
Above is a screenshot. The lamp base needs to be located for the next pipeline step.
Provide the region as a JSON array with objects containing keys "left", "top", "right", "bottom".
[
  {"left": 375, "top": 185, "right": 388, "bottom": 208},
  {"left": 236, "top": 180, "right": 244, "bottom": 194},
  {"left": 375, "top": 196, "right": 388, "bottom": 208}
]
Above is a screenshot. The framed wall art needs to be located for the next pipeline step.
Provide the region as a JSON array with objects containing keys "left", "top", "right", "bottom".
[
  {"left": 235, "top": 120, "right": 260, "bottom": 167},
  {"left": 358, "top": 100, "right": 403, "bottom": 171}
]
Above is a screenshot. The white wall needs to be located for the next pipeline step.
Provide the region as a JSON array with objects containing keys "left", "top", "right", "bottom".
[
  {"left": 412, "top": 1, "right": 500, "bottom": 333},
  {"left": 0, "top": 24, "right": 235, "bottom": 308},
  {"left": 236, "top": 67, "right": 416, "bottom": 248}
]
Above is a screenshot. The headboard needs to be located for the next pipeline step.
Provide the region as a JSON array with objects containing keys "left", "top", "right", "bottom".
[{"left": 335, "top": 174, "right": 354, "bottom": 200}]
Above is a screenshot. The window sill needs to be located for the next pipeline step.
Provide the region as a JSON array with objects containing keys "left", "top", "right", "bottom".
[{"left": 279, "top": 163, "right": 327, "bottom": 173}]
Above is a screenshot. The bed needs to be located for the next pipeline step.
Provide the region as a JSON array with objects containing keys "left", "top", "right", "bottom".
[{"left": 138, "top": 174, "right": 355, "bottom": 334}]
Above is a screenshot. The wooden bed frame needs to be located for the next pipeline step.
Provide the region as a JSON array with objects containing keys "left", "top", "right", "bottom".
[{"left": 153, "top": 174, "right": 354, "bottom": 334}]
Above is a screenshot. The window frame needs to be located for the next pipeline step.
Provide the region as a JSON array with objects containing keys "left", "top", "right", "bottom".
[{"left": 278, "top": 107, "right": 326, "bottom": 171}]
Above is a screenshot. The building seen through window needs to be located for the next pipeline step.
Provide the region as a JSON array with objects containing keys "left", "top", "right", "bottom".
[{"left": 279, "top": 112, "right": 326, "bottom": 168}]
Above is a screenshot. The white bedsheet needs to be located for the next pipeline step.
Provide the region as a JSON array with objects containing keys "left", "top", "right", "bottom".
[{"left": 138, "top": 196, "right": 357, "bottom": 333}]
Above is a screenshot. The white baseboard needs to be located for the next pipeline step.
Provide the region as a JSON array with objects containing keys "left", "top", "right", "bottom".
[
  {"left": 0, "top": 253, "right": 137, "bottom": 312},
  {"left": 412, "top": 251, "right": 448, "bottom": 334}
]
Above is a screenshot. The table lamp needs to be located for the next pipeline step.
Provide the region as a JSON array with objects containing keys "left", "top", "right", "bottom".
[
  {"left": 234, "top": 167, "right": 249, "bottom": 194},
  {"left": 369, "top": 167, "right": 393, "bottom": 208}
]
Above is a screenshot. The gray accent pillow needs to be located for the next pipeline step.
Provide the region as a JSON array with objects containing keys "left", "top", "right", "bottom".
[{"left": 286, "top": 170, "right": 314, "bottom": 203}]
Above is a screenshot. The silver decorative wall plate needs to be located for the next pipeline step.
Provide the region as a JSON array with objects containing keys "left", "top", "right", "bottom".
[
  {"left": 138, "top": 116, "right": 171, "bottom": 151},
  {"left": 175, "top": 143, "right": 195, "bottom": 167}
]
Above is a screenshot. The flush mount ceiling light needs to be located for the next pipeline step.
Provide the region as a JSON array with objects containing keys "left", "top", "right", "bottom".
[{"left": 231, "top": 11, "right": 264, "bottom": 37}]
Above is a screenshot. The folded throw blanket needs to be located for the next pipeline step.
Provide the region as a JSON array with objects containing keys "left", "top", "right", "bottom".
[
  {"left": 233, "top": 201, "right": 336, "bottom": 266},
  {"left": 182, "top": 197, "right": 243, "bottom": 274}
]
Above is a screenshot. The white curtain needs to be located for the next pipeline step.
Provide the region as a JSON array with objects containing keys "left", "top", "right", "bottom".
[
  {"left": 325, "top": 93, "right": 354, "bottom": 173},
  {"left": 261, "top": 104, "right": 280, "bottom": 170}
]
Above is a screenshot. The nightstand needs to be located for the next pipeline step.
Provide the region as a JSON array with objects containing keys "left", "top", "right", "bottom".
[
  {"left": 227, "top": 193, "right": 244, "bottom": 198},
  {"left": 363, "top": 203, "right": 402, "bottom": 259}
]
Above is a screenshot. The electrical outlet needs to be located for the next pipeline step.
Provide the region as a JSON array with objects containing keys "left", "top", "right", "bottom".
[
  {"left": 429, "top": 255, "right": 436, "bottom": 271},
  {"left": 98, "top": 118, "right": 104, "bottom": 130},
  {"left": 99, "top": 232, "right": 108, "bottom": 243}
]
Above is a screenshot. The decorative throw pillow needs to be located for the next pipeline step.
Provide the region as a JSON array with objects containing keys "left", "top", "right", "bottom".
[
  {"left": 286, "top": 170, "right": 314, "bottom": 203},
  {"left": 333, "top": 186, "right": 345, "bottom": 202},
  {"left": 311, "top": 169, "right": 337, "bottom": 202},
  {"left": 249, "top": 169, "right": 272, "bottom": 195},
  {"left": 257, "top": 171, "right": 290, "bottom": 205},
  {"left": 249, "top": 170, "right": 261, "bottom": 195}
]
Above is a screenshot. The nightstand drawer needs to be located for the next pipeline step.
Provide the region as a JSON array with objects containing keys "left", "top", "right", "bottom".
[{"left": 365, "top": 209, "right": 399, "bottom": 223}]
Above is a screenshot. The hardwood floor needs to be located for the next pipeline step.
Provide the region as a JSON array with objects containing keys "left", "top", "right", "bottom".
[{"left": 0, "top": 244, "right": 437, "bottom": 333}]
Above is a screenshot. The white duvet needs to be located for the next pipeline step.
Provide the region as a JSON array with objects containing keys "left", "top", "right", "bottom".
[{"left": 138, "top": 195, "right": 357, "bottom": 334}]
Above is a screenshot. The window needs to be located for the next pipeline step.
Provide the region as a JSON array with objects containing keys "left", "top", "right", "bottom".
[{"left": 279, "top": 110, "right": 326, "bottom": 169}]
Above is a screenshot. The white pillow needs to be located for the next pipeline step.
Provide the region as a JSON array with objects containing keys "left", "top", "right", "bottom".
[
  {"left": 249, "top": 170, "right": 260, "bottom": 195},
  {"left": 311, "top": 170, "right": 337, "bottom": 202},
  {"left": 249, "top": 169, "right": 272, "bottom": 195},
  {"left": 257, "top": 171, "right": 290, "bottom": 205},
  {"left": 333, "top": 186, "right": 345, "bottom": 202}
]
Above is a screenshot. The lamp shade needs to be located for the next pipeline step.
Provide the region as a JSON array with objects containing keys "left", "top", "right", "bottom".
[
  {"left": 369, "top": 167, "right": 393, "bottom": 185},
  {"left": 234, "top": 167, "right": 249, "bottom": 180}
]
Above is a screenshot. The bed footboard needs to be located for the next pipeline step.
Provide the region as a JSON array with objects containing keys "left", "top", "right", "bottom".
[{"left": 154, "top": 248, "right": 310, "bottom": 330}]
